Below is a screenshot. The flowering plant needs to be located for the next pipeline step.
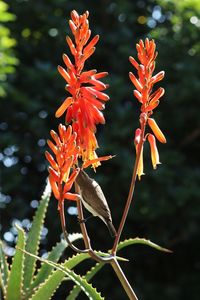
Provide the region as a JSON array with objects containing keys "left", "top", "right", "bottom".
[
  {"left": 45, "top": 10, "right": 170, "bottom": 299},
  {"left": 0, "top": 10, "right": 171, "bottom": 300}
]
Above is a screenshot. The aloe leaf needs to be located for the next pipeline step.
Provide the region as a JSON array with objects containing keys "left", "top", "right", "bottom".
[
  {"left": 117, "top": 237, "right": 172, "bottom": 253},
  {"left": 19, "top": 249, "right": 103, "bottom": 300},
  {"left": 31, "top": 264, "right": 104, "bottom": 300},
  {"left": 0, "top": 241, "right": 10, "bottom": 296},
  {"left": 30, "top": 233, "right": 82, "bottom": 291},
  {"left": 5, "top": 225, "right": 25, "bottom": 300},
  {"left": 67, "top": 262, "right": 104, "bottom": 300},
  {"left": 23, "top": 180, "right": 51, "bottom": 293}
]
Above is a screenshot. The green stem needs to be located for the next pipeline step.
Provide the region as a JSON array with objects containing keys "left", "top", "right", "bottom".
[{"left": 111, "top": 258, "right": 138, "bottom": 300}]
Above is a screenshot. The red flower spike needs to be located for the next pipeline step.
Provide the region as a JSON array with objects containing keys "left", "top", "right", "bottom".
[
  {"left": 130, "top": 38, "right": 166, "bottom": 177},
  {"left": 46, "top": 124, "right": 80, "bottom": 205},
  {"left": 56, "top": 10, "right": 110, "bottom": 167}
]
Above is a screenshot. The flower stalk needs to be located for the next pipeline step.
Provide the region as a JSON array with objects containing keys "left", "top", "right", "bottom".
[{"left": 45, "top": 10, "right": 167, "bottom": 300}]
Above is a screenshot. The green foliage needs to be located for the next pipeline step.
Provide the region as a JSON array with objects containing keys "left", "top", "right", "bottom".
[
  {"left": 117, "top": 237, "right": 172, "bottom": 253},
  {"left": 0, "top": 182, "right": 83, "bottom": 299},
  {"left": 5, "top": 225, "right": 25, "bottom": 300},
  {"left": 0, "top": 0, "right": 18, "bottom": 96},
  {"left": 66, "top": 263, "right": 104, "bottom": 300},
  {"left": 23, "top": 251, "right": 103, "bottom": 300},
  {"left": 23, "top": 181, "right": 51, "bottom": 291},
  {"left": 30, "top": 236, "right": 80, "bottom": 291},
  {"left": 0, "top": 242, "right": 9, "bottom": 294}
]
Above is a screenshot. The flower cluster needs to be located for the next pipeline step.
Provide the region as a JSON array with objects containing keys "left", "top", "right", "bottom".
[
  {"left": 56, "top": 10, "right": 109, "bottom": 166},
  {"left": 45, "top": 125, "right": 80, "bottom": 208},
  {"left": 130, "top": 38, "right": 166, "bottom": 179},
  {"left": 46, "top": 10, "right": 111, "bottom": 209}
]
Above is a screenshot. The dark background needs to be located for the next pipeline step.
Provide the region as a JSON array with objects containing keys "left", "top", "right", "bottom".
[{"left": 1, "top": 0, "right": 200, "bottom": 299}]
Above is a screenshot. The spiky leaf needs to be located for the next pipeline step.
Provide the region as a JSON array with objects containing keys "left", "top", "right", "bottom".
[
  {"left": 67, "top": 262, "right": 104, "bottom": 300},
  {"left": 23, "top": 180, "right": 51, "bottom": 293},
  {"left": 5, "top": 225, "right": 25, "bottom": 300},
  {"left": 30, "top": 233, "right": 82, "bottom": 291},
  {"left": 0, "top": 241, "right": 10, "bottom": 296},
  {"left": 20, "top": 249, "right": 103, "bottom": 300},
  {"left": 117, "top": 237, "right": 172, "bottom": 253}
]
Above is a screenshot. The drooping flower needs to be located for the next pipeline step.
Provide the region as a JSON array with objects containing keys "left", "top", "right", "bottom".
[
  {"left": 147, "top": 134, "right": 161, "bottom": 169},
  {"left": 45, "top": 124, "right": 80, "bottom": 207},
  {"left": 130, "top": 39, "right": 166, "bottom": 178},
  {"left": 56, "top": 10, "right": 109, "bottom": 167}
]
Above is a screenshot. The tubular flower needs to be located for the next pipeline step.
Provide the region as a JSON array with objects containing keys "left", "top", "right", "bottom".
[
  {"left": 56, "top": 10, "right": 109, "bottom": 167},
  {"left": 45, "top": 124, "right": 80, "bottom": 207},
  {"left": 130, "top": 39, "right": 166, "bottom": 178}
]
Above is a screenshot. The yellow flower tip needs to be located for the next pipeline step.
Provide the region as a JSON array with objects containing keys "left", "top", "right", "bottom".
[
  {"left": 136, "top": 144, "right": 144, "bottom": 180},
  {"left": 148, "top": 118, "right": 167, "bottom": 144},
  {"left": 148, "top": 134, "right": 161, "bottom": 169}
]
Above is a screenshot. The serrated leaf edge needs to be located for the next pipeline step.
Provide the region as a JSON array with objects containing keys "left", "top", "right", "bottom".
[
  {"left": 117, "top": 237, "right": 172, "bottom": 253},
  {"left": 67, "top": 262, "right": 104, "bottom": 300},
  {"left": 23, "top": 180, "right": 51, "bottom": 292}
]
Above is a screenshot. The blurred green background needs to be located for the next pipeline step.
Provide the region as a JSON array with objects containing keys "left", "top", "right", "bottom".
[{"left": 1, "top": 0, "right": 200, "bottom": 299}]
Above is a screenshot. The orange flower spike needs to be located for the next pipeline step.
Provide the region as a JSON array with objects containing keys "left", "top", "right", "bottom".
[
  {"left": 129, "top": 38, "right": 166, "bottom": 178},
  {"left": 56, "top": 10, "right": 110, "bottom": 165},
  {"left": 148, "top": 134, "right": 161, "bottom": 169},
  {"left": 46, "top": 124, "right": 80, "bottom": 205},
  {"left": 148, "top": 118, "right": 166, "bottom": 144}
]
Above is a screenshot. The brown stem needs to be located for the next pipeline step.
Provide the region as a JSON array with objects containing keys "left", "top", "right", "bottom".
[
  {"left": 111, "top": 258, "right": 138, "bottom": 300},
  {"left": 58, "top": 200, "right": 88, "bottom": 253},
  {"left": 112, "top": 118, "right": 146, "bottom": 255},
  {"left": 75, "top": 183, "right": 91, "bottom": 249}
]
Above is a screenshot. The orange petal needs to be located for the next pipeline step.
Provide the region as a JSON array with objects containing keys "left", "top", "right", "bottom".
[
  {"left": 151, "top": 71, "right": 165, "bottom": 85},
  {"left": 83, "top": 35, "right": 99, "bottom": 54},
  {"left": 48, "top": 167, "right": 59, "bottom": 182},
  {"left": 144, "top": 100, "right": 159, "bottom": 112},
  {"left": 150, "top": 87, "right": 165, "bottom": 103},
  {"left": 82, "top": 155, "right": 113, "bottom": 169},
  {"left": 47, "top": 140, "right": 57, "bottom": 155},
  {"left": 129, "top": 72, "right": 143, "bottom": 91},
  {"left": 58, "top": 66, "right": 71, "bottom": 84},
  {"left": 81, "top": 47, "right": 96, "bottom": 62},
  {"left": 133, "top": 90, "right": 143, "bottom": 103},
  {"left": 71, "top": 10, "right": 79, "bottom": 24},
  {"left": 50, "top": 130, "right": 61, "bottom": 145},
  {"left": 94, "top": 72, "right": 108, "bottom": 79},
  {"left": 62, "top": 54, "right": 75, "bottom": 72},
  {"left": 64, "top": 192, "right": 78, "bottom": 201},
  {"left": 45, "top": 151, "right": 58, "bottom": 170},
  {"left": 148, "top": 118, "right": 166, "bottom": 143},
  {"left": 148, "top": 134, "right": 161, "bottom": 169},
  {"left": 66, "top": 36, "right": 77, "bottom": 56},
  {"left": 49, "top": 175, "right": 60, "bottom": 200},
  {"left": 69, "top": 20, "right": 77, "bottom": 35},
  {"left": 129, "top": 56, "right": 139, "bottom": 70},
  {"left": 64, "top": 168, "right": 80, "bottom": 192},
  {"left": 55, "top": 97, "right": 73, "bottom": 118}
]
